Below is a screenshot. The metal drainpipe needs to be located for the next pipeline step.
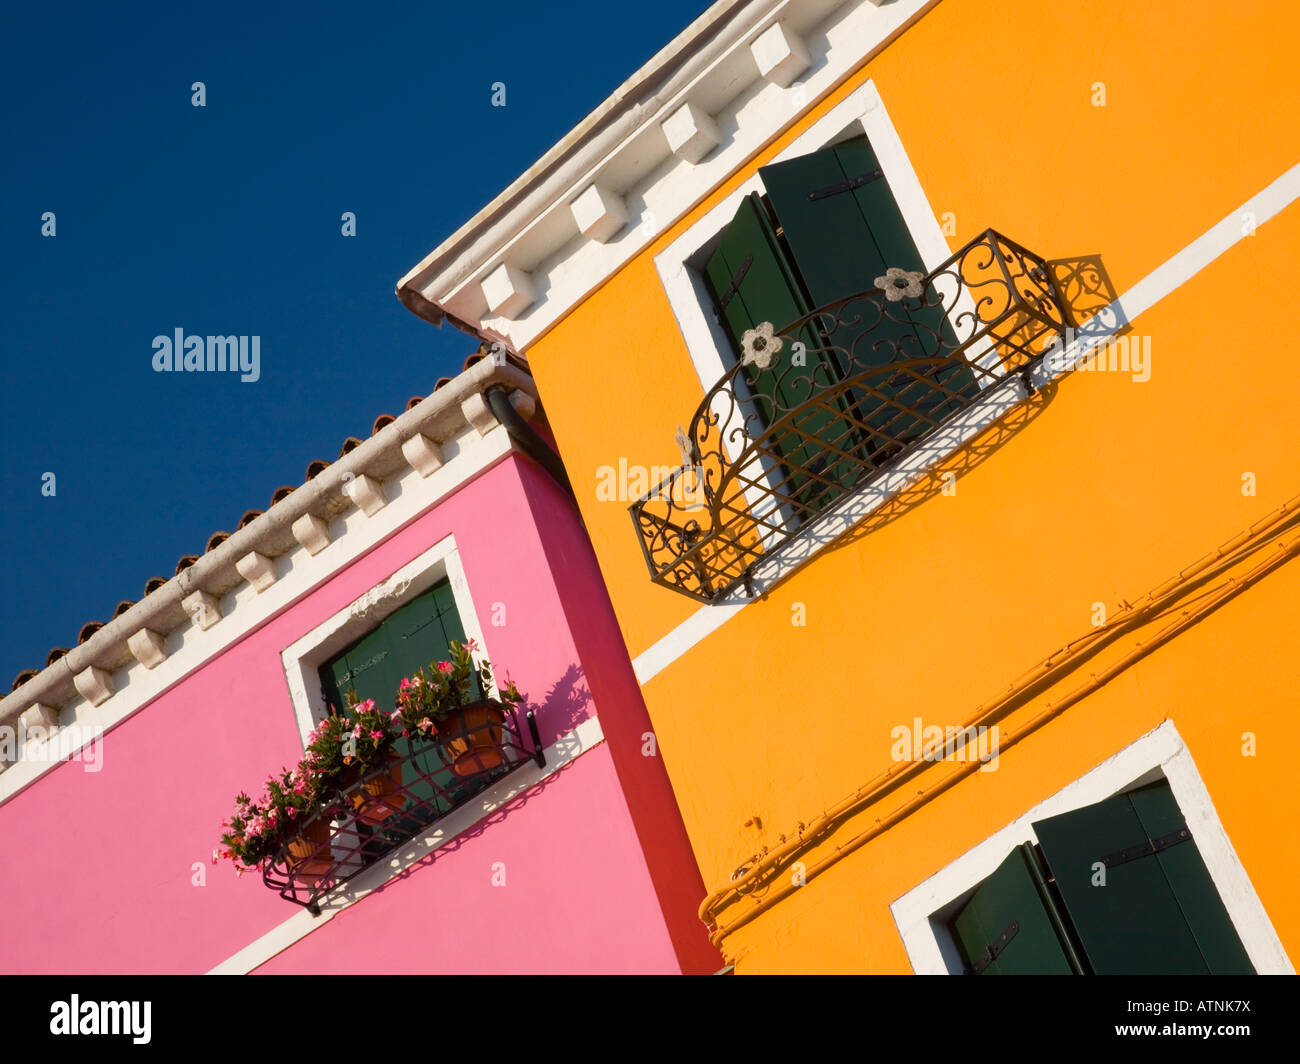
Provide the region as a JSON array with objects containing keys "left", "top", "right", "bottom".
[{"left": 485, "top": 386, "right": 575, "bottom": 499}]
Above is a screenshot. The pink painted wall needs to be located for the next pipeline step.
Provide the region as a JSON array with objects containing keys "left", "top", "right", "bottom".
[
  {"left": 513, "top": 460, "right": 722, "bottom": 973},
  {"left": 0, "top": 451, "right": 703, "bottom": 974},
  {"left": 254, "top": 744, "right": 677, "bottom": 974}
]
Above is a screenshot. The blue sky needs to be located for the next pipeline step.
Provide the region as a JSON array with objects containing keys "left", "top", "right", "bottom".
[{"left": 0, "top": 0, "right": 707, "bottom": 688}]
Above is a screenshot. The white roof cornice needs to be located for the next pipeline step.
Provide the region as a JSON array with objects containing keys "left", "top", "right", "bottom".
[
  {"left": 396, "top": 0, "right": 937, "bottom": 351},
  {"left": 0, "top": 358, "right": 538, "bottom": 746}
]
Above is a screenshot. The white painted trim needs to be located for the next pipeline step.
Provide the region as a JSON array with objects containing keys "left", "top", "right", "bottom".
[
  {"left": 1, "top": 357, "right": 536, "bottom": 729},
  {"left": 631, "top": 159, "right": 1300, "bottom": 685},
  {"left": 0, "top": 425, "right": 517, "bottom": 808},
  {"left": 889, "top": 720, "right": 1294, "bottom": 975},
  {"left": 655, "top": 78, "right": 952, "bottom": 397},
  {"left": 1031, "top": 158, "right": 1300, "bottom": 390},
  {"left": 399, "top": 0, "right": 941, "bottom": 351},
  {"left": 634, "top": 372, "right": 1028, "bottom": 683},
  {"left": 208, "top": 715, "right": 606, "bottom": 975},
  {"left": 648, "top": 78, "right": 995, "bottom": 553},
  {"left": 280, "top": 535, "right": 495, "bottom": 745}
]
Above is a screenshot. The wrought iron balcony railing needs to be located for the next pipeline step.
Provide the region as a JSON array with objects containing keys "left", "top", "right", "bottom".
[
  {"left": 630, "top": 229, "right": 1076, "bottom": 603},
  {"left": 263, "top": 702, "right": 544, "bottom": 914}
]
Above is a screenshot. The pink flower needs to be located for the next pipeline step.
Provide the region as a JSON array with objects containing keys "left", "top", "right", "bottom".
[
  {"left": 287, "top": 806, "right": 298, "bottom": 819},
  {"left": 465, "top": 638, "right": 479, "bottom": 653},
  {"left": 436, "top": 661, "right": 452, "bottom": 674},
  {"left": 369, "top": 729, "right": 384, "bottom": 742},
  {"left": 402, "top": 730, "right": 409, "bottom": 737},
  {"left": 400, "top": 678, "right": 410, "bottom": 691},
  {"left": 417, "top": 718, "right": 433, "bottom": 733},
  {"left": 352, "top": 724, "right": 364, "bottom": 739}
]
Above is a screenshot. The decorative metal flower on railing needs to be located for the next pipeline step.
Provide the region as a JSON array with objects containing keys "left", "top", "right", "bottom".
[{"left": 629, "top": 229, "right": 1076, "bottom": 603}]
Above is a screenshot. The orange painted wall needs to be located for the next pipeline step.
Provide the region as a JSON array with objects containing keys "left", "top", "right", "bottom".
[{"left": 523, "top": 0, "right": 1300, "bottom": 971}]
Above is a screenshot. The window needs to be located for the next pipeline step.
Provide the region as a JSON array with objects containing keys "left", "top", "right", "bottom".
[
  {"left": 657, "top": 80, "right": 972, "bottom": 406},
  {"left": 948, "top": 779, "right": 1254, "bottom": 975},
  {"left": 635, "top": 84, "right": 1033, "bottom": 604},
  {"left": 316, "top": 578, "right": 506, "bottom": 827},
  {"left": 318, "top": 580, "right": 466, "bottom": 717},
  {"left": 891, "top": 723, "right": 1291, "bottom": 974},
  {"left": 273, "top": 538, "right": 547, "bottom": 911},
  {"left": 701, "top": 134, "right": 979, "bottom": 517},
  {"left": 641, "top": 80, "right": 1120, "bottom": 605}
]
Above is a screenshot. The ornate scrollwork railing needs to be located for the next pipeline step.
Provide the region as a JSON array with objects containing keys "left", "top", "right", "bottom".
[
  {"left": 629, "top": 229, "right": 1076, "bottom": 603},
  {"left": 263, "top": 703, "right": 544, "bottom": 914}
]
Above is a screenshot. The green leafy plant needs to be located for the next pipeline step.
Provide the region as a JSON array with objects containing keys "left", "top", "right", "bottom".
[
  {"left": 214, "top": 764, "right": 328, "bottom": 871},
  {"left": 215, "top": 639, "right": 524, "bottom": 875},
  {"left": 394, "top": 639, "right": 522, "bottom": 739}
]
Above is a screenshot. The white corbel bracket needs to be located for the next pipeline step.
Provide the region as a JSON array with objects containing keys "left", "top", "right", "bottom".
[
  {"left": 236, "top": 551, "right": 277, "bottom": 592},
  {"left": 662, "top": 101, "right": 721, "bottom": 163},
  {"left": 127, "top": 628, "right": 168, "bottom": 670},
  {"left": 481, "top": 263, "right": 536, "bottom": 320},
  {"left": 401, "top": 433, "right": 444, "bottom": 477},
  {"left": 751, "top": 22, "right": 810, "bottom": 88},
  {"left": 342, "top": 474, "right": 387, "bottom": 516},
  {"left": 183, "top": 589, "right": 222, "bottom": 630},
  {"left": 571, "top": 184, "right": 629, "bottom": 243},
  {"left": 292, "top": 512, "right": 332, "bottom": 555},
  {"left": 74, "top": 667, "right": 114, "bottom": 707},
  {"left": 19, "top": 702, "right": 60, "bottom": 742}
]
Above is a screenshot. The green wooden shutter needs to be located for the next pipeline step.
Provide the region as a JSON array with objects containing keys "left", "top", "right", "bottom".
[
  {"left": 760, "top": 136, "right": 915, "bottom": 311},
  {"left": 759, "top": 136, "right": 977, "bottom": 447},
  {"left": 319, "top": 580, "right": 466, "bottom": 714},
  {"left": 703, "top": 193, "right": 862, "bottom": 517},
  {"left": 318, "top": 580, "right": 478, "bottom": 820},
  {"left": 949, "top": 844, "right": 1084, "bottom": 975},
  {"left": 1032, "top": 780, "right": 1254, "bottom": 975}
]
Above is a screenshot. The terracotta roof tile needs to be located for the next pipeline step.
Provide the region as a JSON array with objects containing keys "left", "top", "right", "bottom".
[
  {"left": 13, "top": 354, "right": 498, "bottom": 705},
  {"left": 77, "top": 621, "right": 104, "bottom": 645}
]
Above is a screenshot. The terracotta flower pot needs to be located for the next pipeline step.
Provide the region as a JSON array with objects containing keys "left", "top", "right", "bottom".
[
  {"left": 347, "top": 753, "right": 405, "bottom": 825},
  {"left": 439, "top": 701, "right": 509, "bottom": 777},
  {"left": 286, "top": 816, "right": 333, "bottom": 884}
]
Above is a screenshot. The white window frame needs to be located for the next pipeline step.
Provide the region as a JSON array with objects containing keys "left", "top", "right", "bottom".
[
  {"left": 889, "top": 720, "right": 1294, "bottom": 975},
  {"left": 656, "top": 77, "right": 962, "bottom": 397},
  {"left": 280, "top": 533, "right": 495, "bottom": 747},
  {"left": 278, "top": 534, "right": 501, "bottom": 881},
  {"left": 653, "top": 78, "right": 1003, "bottom": 557}
]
